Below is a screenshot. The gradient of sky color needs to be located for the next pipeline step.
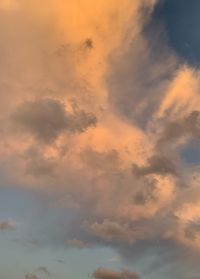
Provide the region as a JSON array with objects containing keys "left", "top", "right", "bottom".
[{"left": 0, "top": 1, "right": 200, "bottom": 279}]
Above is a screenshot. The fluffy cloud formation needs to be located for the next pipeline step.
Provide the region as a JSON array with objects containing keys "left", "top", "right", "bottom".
[
  {"left": 158, "top": 110, "right": 200, "bottom": 148},
  {"left": 12, "top": 98, "right": 97, "bottom": 143},
  {"left": 132, "top": 154, "right": 177, "bottom": 177},
  {"left": 0, "top": 0, "right": 200, "bottom": 278}
]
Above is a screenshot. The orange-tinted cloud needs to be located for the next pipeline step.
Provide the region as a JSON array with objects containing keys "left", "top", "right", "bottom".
[{"left": 0, "top": 0, "right": 200, "bottom": 275}]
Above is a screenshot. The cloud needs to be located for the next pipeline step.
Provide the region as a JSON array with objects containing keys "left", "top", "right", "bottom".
[
  {"left": 158, "top": 110, "right": 200, "bottom": 147},
  {"left": 12, "top": 98, "right": 97, "bottom": 144},
  {"left": 85, "top": 219, "right": 146, "bottom": 245},
  {"left": 92, "top": 268, "right": 140, "bottom": 279},
  {"left": 133, "top": 154, "right": 177, "bottom": 177},
  {"left": 23, "top": 146, "right": 57, "bottom": 176},
  {"left": 107, "top": 20, "right": 177, "bottom": 128},
  {"left": 0, "top": 0, "right": 200, "bottom": 278}
]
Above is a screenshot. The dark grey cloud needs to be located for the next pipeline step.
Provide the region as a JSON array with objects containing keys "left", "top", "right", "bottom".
[
  {"left": 24, "top": 146, "right": 56, "bottom": 176},
  {"left": 133, "top": 154, "right": 177, "bottom": 177},
  {"left": 56, "top": 37, "right": 94, "bottom": 58},
  {"left": 84, "top": 38, "right": 93, "bottom": 49},
  {"left": 12, "top": 98, "right": 67, "bottom": 143},
  {"left": 12, "top": 98, "right": 97, "bottom": 143},
  {"left": 0, "top": 2, "right": 199, "bottom": 278},
  {"left": 184, "top": 222, "right": 200, "bottom": 241},
  {"left": 92, "top": 268, "right": 140, "bottom": 279}
]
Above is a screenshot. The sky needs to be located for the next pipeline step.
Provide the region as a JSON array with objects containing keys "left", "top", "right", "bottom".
[{"left": 0, "top": 0, "right": 200, "bottom": 278}]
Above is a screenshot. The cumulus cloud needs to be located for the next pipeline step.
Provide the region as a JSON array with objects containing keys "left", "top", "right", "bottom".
[
  {"left": 92, "top": 268, "right": 140, "bottom": 279},
  {"left": 133, "top": 154, "right": 177, "bottom": 177},
  {"left": 84, "top": 38, "right": 94, "bottom": 49},
  {"left": 1, "top": 0, "right": 200, "bottom": 278},
  {"left": 12, "top": 98, "right": 97, "bottom": 143}
]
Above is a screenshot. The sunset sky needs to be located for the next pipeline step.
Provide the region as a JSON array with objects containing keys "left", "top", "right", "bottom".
[{"left": 0, "top": 1, "right": 200, "bottom": 278}]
